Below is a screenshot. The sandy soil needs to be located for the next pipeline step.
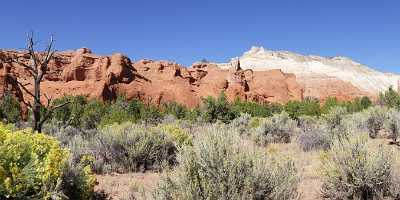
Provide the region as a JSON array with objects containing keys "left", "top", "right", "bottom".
[{"left": 95, "top": 172, "right": 160, "bottom": 200}]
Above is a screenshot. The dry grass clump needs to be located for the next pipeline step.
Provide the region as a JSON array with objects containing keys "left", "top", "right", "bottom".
[{"left": 153, "top": 125, "right": 299, "bottom": 200}]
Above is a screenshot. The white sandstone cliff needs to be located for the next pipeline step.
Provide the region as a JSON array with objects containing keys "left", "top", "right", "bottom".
[{"left": 218, "top": 47, "right": 399, "bottom": 95}]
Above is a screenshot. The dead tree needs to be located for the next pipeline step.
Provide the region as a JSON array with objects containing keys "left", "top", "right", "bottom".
[{"left": 2, "top": 33, "right": 68, "bottom": 132}]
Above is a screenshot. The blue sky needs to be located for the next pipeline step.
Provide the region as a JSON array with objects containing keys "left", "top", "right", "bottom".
[{"left": 1, "top": 0, "right": 399, "bottom": 72}]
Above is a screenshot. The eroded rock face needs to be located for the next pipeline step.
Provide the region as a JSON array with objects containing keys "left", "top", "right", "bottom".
[
  {"left": 0, "top": 48, "right": 303, "bottom": 107},
  {"left": 296, "top": 74, "right": 368, "bottom": 101}
]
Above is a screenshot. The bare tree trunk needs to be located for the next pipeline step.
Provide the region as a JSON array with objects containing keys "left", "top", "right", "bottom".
[
  {"left": 1, "top": 33, "right": 68, "bottom": 133},
  {"left": 33, "top": 80, "right": 41, "bottom": 132}
]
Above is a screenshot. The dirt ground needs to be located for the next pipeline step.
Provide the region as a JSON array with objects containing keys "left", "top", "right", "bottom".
[
  {"left": 95, "top": 172, "right": 160, "bottom": 200},
  {"left": 265, "top": 142, "right": 323, "bottom": 200}
]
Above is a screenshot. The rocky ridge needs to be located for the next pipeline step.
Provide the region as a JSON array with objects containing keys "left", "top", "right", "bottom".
[
  {"left": 218, "top": 47, "right": 399, "bottom": 100},
  {"left": 0, "top": 48, "right": 303, "bottom": 108}
]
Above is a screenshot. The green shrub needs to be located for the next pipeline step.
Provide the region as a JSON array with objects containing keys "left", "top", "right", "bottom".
[
  {"left": 153, "top": 125, "right": 299, "bottom": 200},
  {"left": 81, "top": 100, "right": 107, "bottom": 129},
  {"left": 91, "top": 123, "right": 176, "bottom": 173},
  {"left": 0, "top": 93, "right": 21, "bottom": 123},
  {"left": 59, "top": 156, "right": 96, "bottom": 200},
  {"left": 52, "top": 95, "right": 87, "bottom": 127},
  {"left": 200, "top": 92, "right": 238, "bottom": 123},
  {"left": 360, "top": 96, "right": 372, "bottom": 109},
  {"left": 127, "top": 99, "right": 145, "bottom": 121},
  {"left": 284, "top": 100, "right": 302, "bottom": 120},
  {"left": 284, "top": 97, "right": 321, "bottom": 120},
  {"left": 344, "top": 96, "right": 372, "bottom": 113},
  {"left": 232, "top": 98, "right": 282, "bottom": 117},
  {"left": 322, "top": 96, "right": 371, "bottom": 114},
  {"left": 300, "top": 97, "right": 322, "bottom": 116},
  {"left": 99, "top": 96, "right": 132, "bottom": 126},
  {"left": 379, "top": 86, "right": 400, "bottom": 108},
  {"left": 184, "top": 108, "right": 201, "bottom": 122},
  {"left": 255, "top": 111, "right": 297, "bottom": 145},
  {"left": 321, "top": 97, "right": 341, "bottom": 114},
  {"left": 162, "top": 102, "right": 188, "bottom": 119},
  {"left": 320, "top": 135, "right": 399, "bottom": 199}
]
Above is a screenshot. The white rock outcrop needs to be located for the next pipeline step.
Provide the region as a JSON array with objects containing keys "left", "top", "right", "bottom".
[{"left": 218, "top": 47, "right": 399, "bottom": 94}]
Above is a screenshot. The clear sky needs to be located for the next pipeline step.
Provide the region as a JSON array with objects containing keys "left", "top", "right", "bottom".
[{"left": 1, "top": 0, "right": 399, "bottom": 72}]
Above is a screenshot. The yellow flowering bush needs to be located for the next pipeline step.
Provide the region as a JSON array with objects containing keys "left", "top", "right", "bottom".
[
  {"left": 0, "top": 124, "right": 67, "bottom": 198},
  {"left": 0, "top": 124, "right": 95, "bottom": 199}
]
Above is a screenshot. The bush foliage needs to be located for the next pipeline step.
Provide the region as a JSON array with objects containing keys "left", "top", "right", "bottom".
[
  {"left": 323, "top": 106, "right": 349, "bottom": 141},
  {"left": 379, "top": 86, "right": 400, "bottom": 109},
  {"left": 232, "top": 97, "right": 282, "bottom": 117},
  {"left": 297, "top": 124, "right": 331, "bottom": 151},
  {"left": 366, "top": 106, "right": 388, "bottom": 138},
  {"left": 91, "top": 123, "right": 177, "bottom": 173},
  {"left": 0, "top": 124, "right": 94, "bottom": 199},
  {"left": 255, "top": 111, "right": 297, "bottom": 145},
  {"left": 386, "top": 109, "right": 400, "bottom": 143},
  {"left": 154, "top": 125, "right": 299, "bottom": 200},
  {"left": 320, "top": 135, "right": 400, "bottom": 199},
  {"left": 200, "top": 92, "right": 239, "bottom": 123},
  {"left": 0, "top": 93, "right": 21, "bottom": 123}
]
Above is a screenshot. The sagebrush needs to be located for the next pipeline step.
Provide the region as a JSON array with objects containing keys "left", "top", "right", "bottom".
[{"left": 154, "top": 125, "right": 299, "bottom": 200}]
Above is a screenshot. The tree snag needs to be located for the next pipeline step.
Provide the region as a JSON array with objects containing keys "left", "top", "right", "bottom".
[{"left": 1, "top": 33, "right": 68, "bottom": 132}]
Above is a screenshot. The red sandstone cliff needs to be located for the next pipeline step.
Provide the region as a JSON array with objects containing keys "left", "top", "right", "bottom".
[{"left": 0, "top": 48, "right": 303, "bottom": 107}]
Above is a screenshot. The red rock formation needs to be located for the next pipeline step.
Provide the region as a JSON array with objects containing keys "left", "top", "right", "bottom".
[{"left": 0, "top": 48, "right": 304, "bottom": 107}]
